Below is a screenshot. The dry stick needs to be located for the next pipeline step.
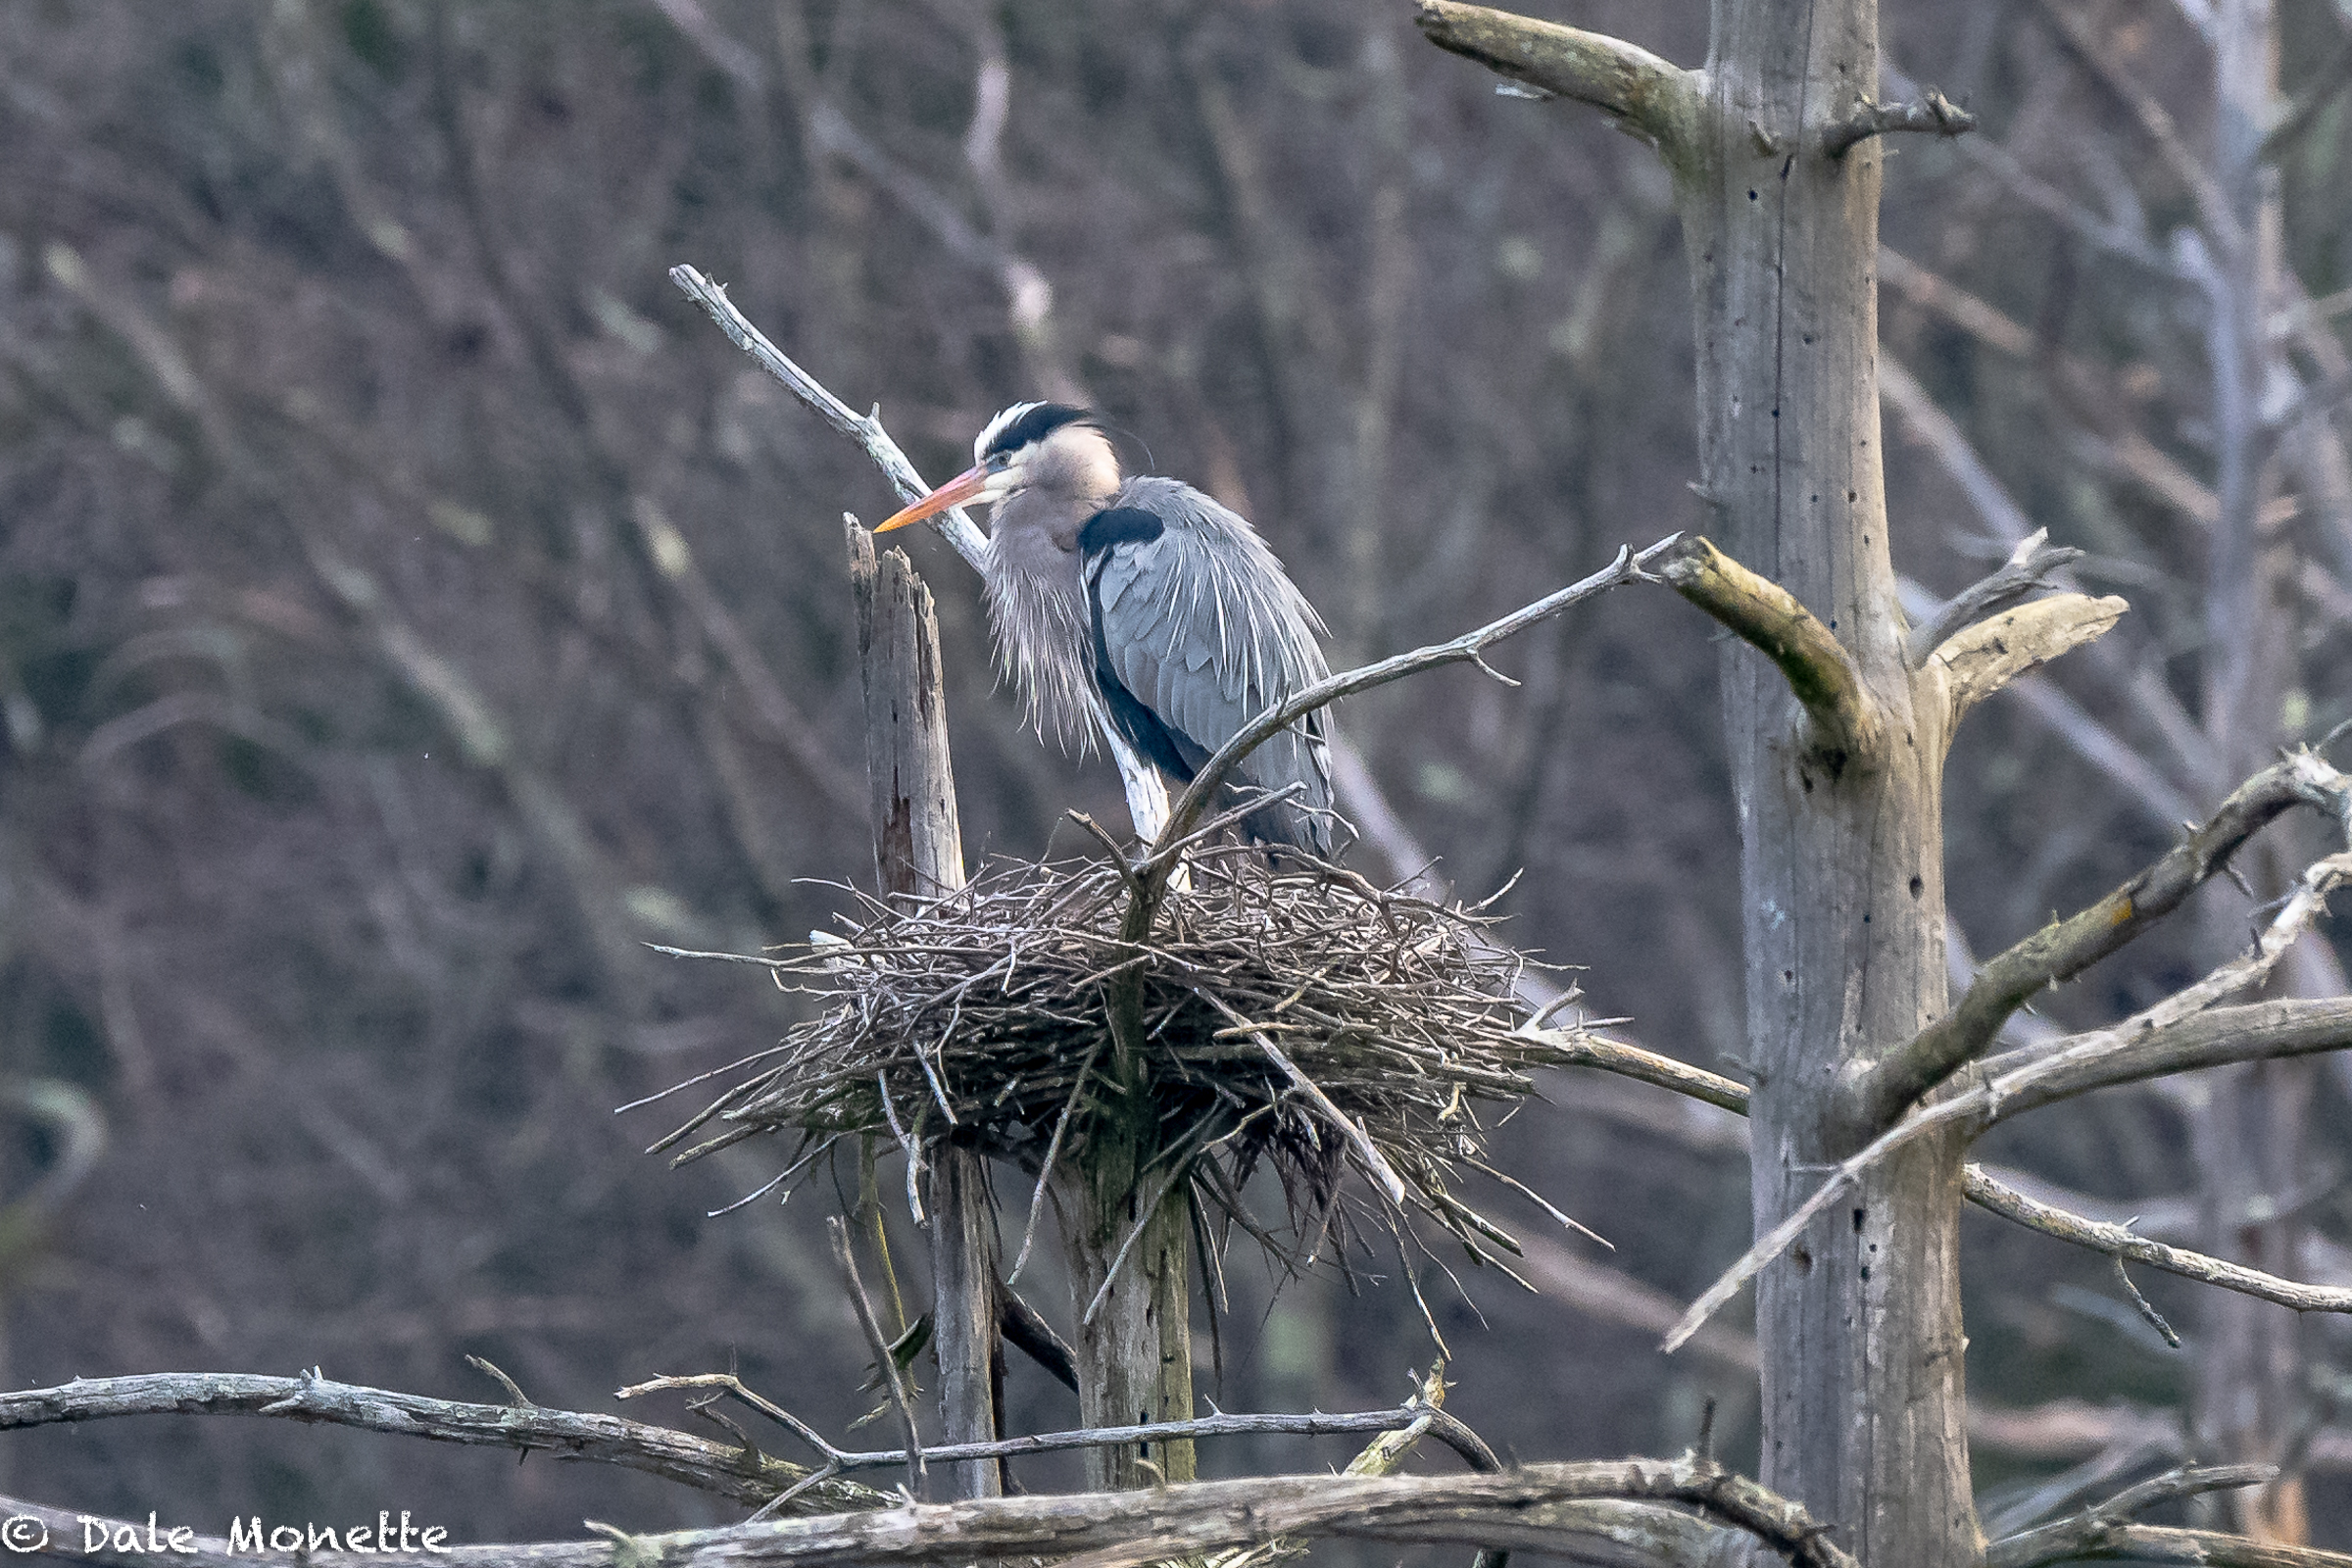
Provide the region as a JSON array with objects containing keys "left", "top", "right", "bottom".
[
  {"left": 827, "top": 1216, "right": 926, "bottom": 1498},
  {"left": 0, "top": 1459, "right": 1858, "bottom": 1568},
  {"left": 1535, "top": 1032, "right": 2352, "bottom": 1316},
  {"left": 619, "top": 1376, "right": 1494, "bottom": 1476},
  {"left": 1005, "top": 1033, "right": 1102, "bottom": 1287},
  {"left": 1904, "top": 527, "right": 2083, "bottom": 667},
  {"left": 1666, "top": 758, "right": 2352, "bottom": 1353},
  {"left": 1821, "top": 86, "right": 1976, "bottom": 157},
  {"left": 1205, "top": 992, "right": 1408, "bottom": 1205},
  {"left": 0, "top": 1371, "right": 884, "bottom": 1513}
]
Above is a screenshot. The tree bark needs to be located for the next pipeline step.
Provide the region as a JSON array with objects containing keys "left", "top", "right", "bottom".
[
  {"left": 848, "top": 525, "right": 1000, "bottom": 1501},
  {"left": 1058, "top": 1082, "right": 1196, "bottom": 1492},
  {"left": 1680, "top": 3, "right": 1973, "bottom": 1562}
]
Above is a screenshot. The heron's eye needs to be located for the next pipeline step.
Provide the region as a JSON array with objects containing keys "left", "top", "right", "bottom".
[{"left": 985, "top": 451, "right": 1011, "bottom": 472}]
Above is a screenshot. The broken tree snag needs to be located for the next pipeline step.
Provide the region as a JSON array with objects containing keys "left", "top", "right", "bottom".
[
  {"left": 1927, "top": 592, "right": 2129, "bottom": 729},
  {"left": 846, "top": 520, "right": 998, "bottom": 1501},
  {"left": 1851, "top": 753, "right": 2329, "bottom": 1130},
  {"left": 1821, "top": 89, "right": 1976, "bottom": 159},
  {"left": 1654, "top": 536, "right": 1881, "bottom": 763},
  {"left": 1413, "top": 1, "right": 1706, "bottom": 172},
  {"left": 848, "top": 523, "right": 966, "bottom": 904},
  {"left": 1904, "top": 527, "right": 2084, "bottom": 667}
]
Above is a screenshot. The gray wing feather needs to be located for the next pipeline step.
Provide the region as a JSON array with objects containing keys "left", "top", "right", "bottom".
[{"left": 1094, "top": 479, "right": 1334, "bottom": 852}]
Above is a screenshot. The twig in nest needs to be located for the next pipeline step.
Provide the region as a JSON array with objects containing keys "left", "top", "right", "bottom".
[{"left": 829, "top": 1217, "right": 926, "bottom": 1498}]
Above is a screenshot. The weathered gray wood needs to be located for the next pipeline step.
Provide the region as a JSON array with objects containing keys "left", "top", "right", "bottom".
[
  {"left": 847, "top": 523, "right": 997, "bottom": 1501},
  {"left": 1060, "top": 1084, "right": 1197, "bottom": 1492},
  {"left": 1676, "top": 4, "right": 1972, "bottom": 1564},
  {"left": 0, "top": 1460, "right": 1859, "bottom": 1568},
  {"left": 848, "top": 527, "right": 966, "bottom": 903},
  {"left": 0, "top": 1370, "right": 886, "bottom": 1513}
]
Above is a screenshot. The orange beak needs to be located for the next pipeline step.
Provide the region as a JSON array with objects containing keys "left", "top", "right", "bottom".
[{"left": 875, "top": 465, "right": 988, "bottom": 533}]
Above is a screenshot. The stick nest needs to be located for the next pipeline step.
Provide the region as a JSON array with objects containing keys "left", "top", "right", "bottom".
[{"left": 653, "top": 847, "right": 1602, "bottom": 1268}]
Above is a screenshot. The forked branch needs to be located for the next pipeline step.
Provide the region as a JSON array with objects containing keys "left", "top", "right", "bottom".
[
  {"left": 1534, "top": 1030, "right": 2350, "bottom": 1317},
  {"left": 1984, "top": 1464, "right": 2352, "bottom": 1568},
  {"left": 0, "top": 1370, "right": 884, "bottom": 1513},
  {"left": 1654, "top": 536, "right": 1880, "bottom": 763},
  {"left": 1855, "top": 751, "right": 2340, "bottom": 1128},
  {"left": 1669, "top": 751, "right": 2352, "bottom": 1353},
  {"left": 1905, "top": 527, "right": 2083, "bottom": 666},
  {"left": 1413, "top": 1, "right": 1705, "bottom": 174},
  {"left": 1146, "top": 538, "right": 1679, "bottom": 891}
]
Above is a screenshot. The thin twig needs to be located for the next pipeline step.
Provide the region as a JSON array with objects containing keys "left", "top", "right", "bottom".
[
  {"left": 828, "top": 1216, "right": 927, "bottom": 1498},
  {"left": 1206, "top": 993, "right": 1408, "bottom": 1205},
  {"left": 1007, "top": 1035, "right": 1102, "bottom": 1287},
  {"left": 1906, "top": 527, "right": 2083, "bottom": 666}
]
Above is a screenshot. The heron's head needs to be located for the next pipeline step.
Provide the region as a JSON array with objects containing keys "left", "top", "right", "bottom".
[{"left": 875, "top": 403, "right": 1120, "bottom": 535}]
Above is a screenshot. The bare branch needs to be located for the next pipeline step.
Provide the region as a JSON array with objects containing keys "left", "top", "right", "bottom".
[
  {"left": 1413, "top": 2, "right": 1706, "bottom": 173},
  {"left": 1670, "top": 751, "right": 2352, "bottom": 1352},
  {"left": 1148, "top": 538, "right": 1677, "bottom": 881},
  {"left": 1529, "top": 1028, "right": 1750, "bottom": 1116},
  {"left": 1534, "top": 1031, "right": 2339, "bottom": 1319},
  {"left": 827, "top": 1217, "right": 925, "bottom": 1497},
  {"left": 668, "top": 267, "right": 989, "bottom": 572},
  {"left": 1966, "top": 1176, "right": 2352, "bottom": 1314},
  {"left": 1905, "top": 528, "right": 2085, "bottom": 667},
  {"left": 1854, "top": 752, "right": 2334, "bottom": 1128},
  {"left": 1980, "top": 996, "right": 2352, "bottom": 1123},
  {"left": 1654, "top": 536, "right": 1880, "bottom": 763},
  {"left": 1929, "top": 592, "right": 2130, "bottom": 725},
  {"left": 0, "top": 1371, "right": 883, "bottom": 1513},
  {"left": 1822, "top": 88, "right": 1975, "bottom": 158},
  {"left": 1985, "top": 1464, "right": 2352, "bottom": 1568}
]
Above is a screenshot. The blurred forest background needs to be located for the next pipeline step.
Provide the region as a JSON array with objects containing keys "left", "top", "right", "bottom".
[{"left": 2, "top": 0, "right": 2351, "bottom": 1548}]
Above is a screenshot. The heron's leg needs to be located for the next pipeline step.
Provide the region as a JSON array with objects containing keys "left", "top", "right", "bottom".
[{"left": 1099, "top": 716, "right": 1192, "bottom": 891}]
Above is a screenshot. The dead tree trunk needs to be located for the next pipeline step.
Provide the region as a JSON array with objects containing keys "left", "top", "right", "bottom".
[
  {"left": 1418, "top": 3, "right": 1980, "bottom": 1562},
  {"left": 1059, "top": 1079, "right": 1196, "bottom": 1492},
  {"left": 1685, "top": 11, "right": 1972, "bottom": 1567},
  {"left": 849, "top": 523, "right": 1000, "bottom": 1502}
]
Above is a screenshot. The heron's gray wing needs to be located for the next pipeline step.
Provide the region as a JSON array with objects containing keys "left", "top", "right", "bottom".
[{"left": 1090, "top": 482, "right": 1334, "bottom": 852}]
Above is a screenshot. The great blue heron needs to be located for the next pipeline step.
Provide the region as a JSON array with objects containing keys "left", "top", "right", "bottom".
[{"left": 877, "top": 403, "right": 1334, "bottom": 855}]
